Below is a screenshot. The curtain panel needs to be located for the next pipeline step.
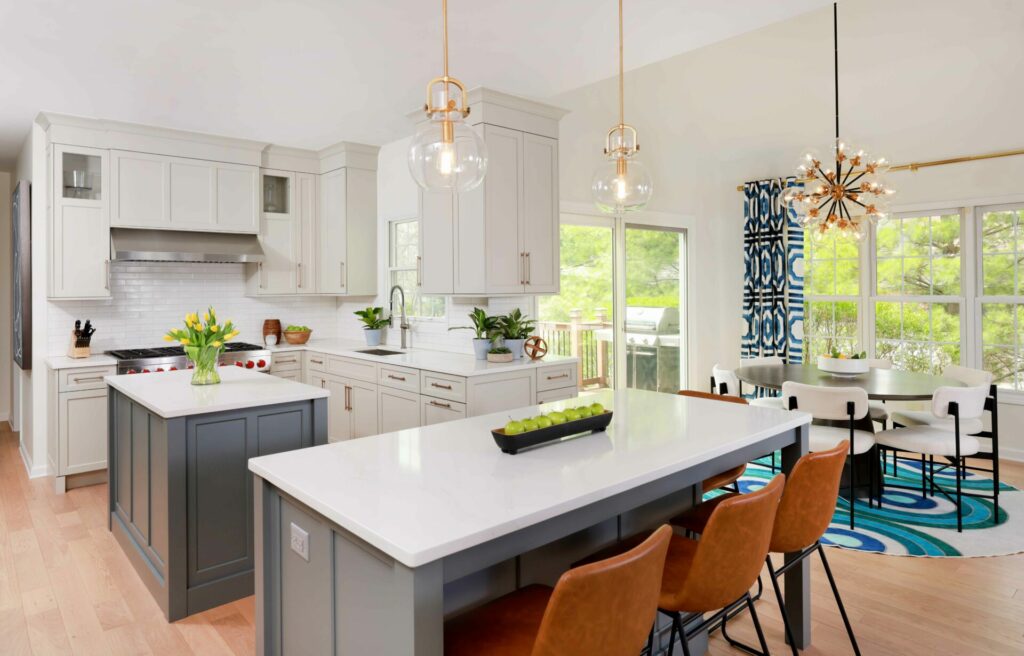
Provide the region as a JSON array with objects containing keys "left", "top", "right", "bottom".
[{"left": 741, "top": 178, "right": 804, "bottom": 363}]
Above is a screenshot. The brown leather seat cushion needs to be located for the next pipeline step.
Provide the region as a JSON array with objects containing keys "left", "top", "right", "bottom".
[
  {"left": 444, "top": 584, "right": 552, "bottom": 656},
  {"left": 670, "top": 493, "right": 737, "bottom": 534}
]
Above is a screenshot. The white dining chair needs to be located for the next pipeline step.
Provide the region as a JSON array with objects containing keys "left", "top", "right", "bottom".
[
  {"left": 876, "top": 385, "right": 990, "bottom": 532},
  {"left": 712, "top": 363, "right": 782, "bottom": 409},
  {"left": 781, "top": 381, "right": 875, "bottom": 529},
  {"left": 889, "top": 365, "right": 992, "bottom": 435},
  {"left": 866, "top": 358, "right": 892, "bottom": 429}
]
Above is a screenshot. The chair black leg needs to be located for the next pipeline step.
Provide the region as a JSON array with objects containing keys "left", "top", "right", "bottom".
[
  {"left": 849, "top": 451, "right": 856, "bottom": 530},
  {"left": 955, "top": 456, "right": 963, "bottom": 533},
  {"left": 666, "top": 612, "right": 680, "bottom": 656},
  {"left": 817, "top": 543, "right": 862, "bottom": 656},
  {"left": 921, "top": 454, "right": 927, "bottom": 497},
  {"left": 676, "top": 613, "right": 691, "bottom": 656},
  {"left": 644, "top": 625, "right": 654, "bottom": 656},
  {"left": 747, "top": 594, "right": 771, "bottom": 656},
  {"left": 765, "top": 557, "right": 798, "bottom": 656},
  {"left": 721, "top": 595, "right": 770, "bottom": 655}
]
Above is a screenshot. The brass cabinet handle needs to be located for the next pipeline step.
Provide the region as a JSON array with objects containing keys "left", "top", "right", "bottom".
[
  {"left": 429, "top": 400, "right": 451, "bottom": 409},
  {"left": 340, "top": 262, "right": 346, "bottom": 288},
  {"left": 430, "top": 382, "right": 452, "bottom": 390},
  {"left": 297, "top": 262, "right": 302, "bottom": 288},
  {"left": 416, "top": 255, "right": 422, "bottom": 286},
  {"left": 310, "top": 358, "right": 324, "bottom": 365},
  {"left": 73, "top": 376, "right": 104, "bottom": 383},
  {"left": 258, "top": 262, "right": 264, "bottom": 289},
  {"left": 546, "top": 372, "right": 569, "bottom": 380},
  {"left": 526, "top": 252, "right": 531, "bottom": 285},
  {"left": 320, "top": 379, "right": 325, "bottom": 388},
  {"left": 387, "top": 374, "right": 407, "bottom": 382},
  {"left": 519, "top": 252, "right": 525, "bottom": 285},
  {"left": 277, "top": 357, "right": 297, "bottom": 364},
  {"left": 105, "top": 260, "right": 110, "bottom": 290},
  {"left": 344, "top": 385, "right": 352, "bottom": 411}
]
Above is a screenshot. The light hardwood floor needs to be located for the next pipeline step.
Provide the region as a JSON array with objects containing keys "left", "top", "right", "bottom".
[{"left": 0, "top": 421, "right": 1021, "bottom": 655}]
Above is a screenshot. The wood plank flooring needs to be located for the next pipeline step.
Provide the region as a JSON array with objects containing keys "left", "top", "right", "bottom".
[{"left": 0, "top": 421, "right": 1021, "bottom": 655}]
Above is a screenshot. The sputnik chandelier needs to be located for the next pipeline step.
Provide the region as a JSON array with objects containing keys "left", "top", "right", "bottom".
[{"left": 782, "top": 2, "right": 894, "bottom": 236}]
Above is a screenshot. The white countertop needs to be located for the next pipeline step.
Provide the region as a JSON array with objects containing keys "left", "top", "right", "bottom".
[
  {"left": 248, "top": 388, "right": 810, "bottom": 568},
  {"left": 105, "top": 366, "right": 329, "bottom": 419},
  {"left": 47, "top": 354, "right": 118, "bottom": 369},
  {"left": 266, "top": 339, "right": 577, "bottom": 378}
]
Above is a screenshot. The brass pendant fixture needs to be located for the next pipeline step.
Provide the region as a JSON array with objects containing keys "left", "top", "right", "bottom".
[
  {"left": 591, "top": 0, "right": 653, "bottom": 214},
  {"left": 782, "top": 2, "right": 894, "bottom": 236},
  {"left": 408, "top": 0, "right": 488, "bottom": 192}
]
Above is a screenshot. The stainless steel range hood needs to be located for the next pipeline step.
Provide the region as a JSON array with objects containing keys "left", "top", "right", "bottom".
[{"left": 110, "top": 228, "right": 264, "bottom": 263}]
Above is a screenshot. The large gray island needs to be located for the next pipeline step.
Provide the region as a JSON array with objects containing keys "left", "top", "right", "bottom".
[
  {"left": 106, "top": 366, "right": 328, "bottom": 621},
  {"left": 249, "top": 388, "right": 812, "bottom": 655}
]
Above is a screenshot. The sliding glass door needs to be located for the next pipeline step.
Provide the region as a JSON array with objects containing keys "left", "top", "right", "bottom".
[{"left": 537, "top": 212, "right": 688, "bottom": 393}]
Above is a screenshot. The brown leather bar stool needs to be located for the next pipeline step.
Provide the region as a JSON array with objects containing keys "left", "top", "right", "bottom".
[
  {"left": 443, "top": 525, "right": 672, "bottom": 656},
  {"left": 678, "top": 390, "right": 748, "bottom": 493},
  {"left": 576, "top": 475, "right": 785, "bottom": 656},
  {"left": 673, "top": 441, "right": 860, "bottom": 656}
]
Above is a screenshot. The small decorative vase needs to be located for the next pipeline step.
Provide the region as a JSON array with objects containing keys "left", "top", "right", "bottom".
[
  {"left": 472, "top": 338, "right": 491, "bottom": 360},
  {"left": 365, "top": 328, "right": 383, "bottom": 347},
  {"left": 504, "top": 338, "right": 526, "bottom": 359},
  {"left": 185, "top": 345, "right": 223, "bottom": 385}
]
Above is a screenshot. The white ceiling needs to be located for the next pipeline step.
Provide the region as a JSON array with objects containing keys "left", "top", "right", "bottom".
[{"left": 1, "top": 0, "right": 830, "bottom": 166}]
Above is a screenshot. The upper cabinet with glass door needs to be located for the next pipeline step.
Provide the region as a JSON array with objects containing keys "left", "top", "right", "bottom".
[{"left": 50, "top": 145, "right": 111, "bottom": 299}]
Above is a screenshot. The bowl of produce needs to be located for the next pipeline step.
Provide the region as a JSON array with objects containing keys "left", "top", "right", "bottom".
[
  {"left": 491, "top": 402, "right": 612, "bottom": 454},
  {"left": 818, "top": 350, "right": 869, "bottom": 376},
  {"left": 282, "top": 325, "right": 313, "bottom": 345}
]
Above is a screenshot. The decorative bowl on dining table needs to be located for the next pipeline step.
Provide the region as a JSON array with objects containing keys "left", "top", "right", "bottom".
[{"left": 818, "top": 354, "right": 869, "bottom": 376}]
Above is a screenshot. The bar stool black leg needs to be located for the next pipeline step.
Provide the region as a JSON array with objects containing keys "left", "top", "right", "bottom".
[
  {"left": 817, "top": 543, "right": 862, "bottom": 656},
  {"left": 746, "top": 594, "right": 771, "bottom": 656},
  {"left": 765, "top": 557, "right": 799, "bottom": 656}
]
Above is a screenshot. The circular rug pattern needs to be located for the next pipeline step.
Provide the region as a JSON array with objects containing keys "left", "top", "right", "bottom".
[{"left": 717, "top": 456, "right": 1023, "bottom": 558}]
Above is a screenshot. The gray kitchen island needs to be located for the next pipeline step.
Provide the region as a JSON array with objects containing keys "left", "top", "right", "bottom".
[
  {"left": 249, "top": 388, "right": 812, "bottom": 654},
  {"left": 106, "top": 366, "right": 328, "bottom": 621}
]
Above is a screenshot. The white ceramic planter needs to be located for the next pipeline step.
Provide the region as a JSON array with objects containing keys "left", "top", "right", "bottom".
[
  {"left": 472, "top": 339, "right": 492, "bottom": 360},
  {"left": 364, "top": 328, "right": 383, "bottom": 346},
  {"left": 818, "top": 355, "right": 869, "bottom": 376}
]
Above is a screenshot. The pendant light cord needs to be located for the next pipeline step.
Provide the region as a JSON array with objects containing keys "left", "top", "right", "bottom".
[
  {"left": 618, "top": 0, "right": 624, "bottom": 128},
  {"left": 833, "top": 1, "right": 839, "bottom": 142},
  {"left": 442, "top": 0, "right": 449, "bottom": 79}
]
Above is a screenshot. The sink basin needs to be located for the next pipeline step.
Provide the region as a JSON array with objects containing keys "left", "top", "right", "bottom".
[{"left": 356, "top": 349, "right": 404, "bottom": 356}]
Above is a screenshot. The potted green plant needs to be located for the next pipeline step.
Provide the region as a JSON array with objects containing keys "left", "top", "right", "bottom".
[
  {"left": 354, "top": 307, "right": 389, "bottom": 346},
  {"left": 486, "top": 345, "right": 514, "bottom": 363},
  {"left": 448, "top": 307, "right": 498, "bottom": 360},
  {"left": 497, "top": 308, "right": 536, "bottom": 359}
]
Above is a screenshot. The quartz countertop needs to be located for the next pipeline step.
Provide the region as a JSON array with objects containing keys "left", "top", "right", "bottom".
[
  {"left": 105, "top": 366, "right": 329, "bottom": 419},
  {"left": 47, "top": 354, "right": 119, "bottom": 370},
  {"left": 265, "top": 339, "right": 577, "bottom": 378},
  {"left": 248, "top": 388, "right": 810, "bottom": 567}
]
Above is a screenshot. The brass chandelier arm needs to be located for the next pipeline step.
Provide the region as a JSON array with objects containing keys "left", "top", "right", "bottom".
[
  {"left": 735, "top": 147, "right": 1024, "bottom": 192},
  {"left": 422, "top": 0, "right": 470, "bottom": 119}
]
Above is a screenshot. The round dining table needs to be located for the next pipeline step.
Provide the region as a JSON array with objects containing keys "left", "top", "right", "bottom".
[{"left": 735, "top": 363, "right": 966, "bottom": 401}]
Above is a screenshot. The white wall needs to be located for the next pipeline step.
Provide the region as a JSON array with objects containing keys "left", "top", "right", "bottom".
[
  {"left": 548, "top": 0, "right": 1024, "bottom": 456},
  {"left": 0, "top": 171, "right": 11, "bottom": 423}
]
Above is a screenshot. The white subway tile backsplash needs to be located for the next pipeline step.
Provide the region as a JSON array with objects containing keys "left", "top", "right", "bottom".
[{"left": 48, "top": 262, "right": 337, "bottom": 353}]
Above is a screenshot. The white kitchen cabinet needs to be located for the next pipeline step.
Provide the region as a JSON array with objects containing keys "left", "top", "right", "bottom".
[
  {"left": 257, "top": 213, "right": 299, "bottom": 294},
  {"left": 421, "top": 397, "right": 467, "bottom": 426},
  {"left": 313, "top": 371, "right": 379, "bottom": 442},
  {"left": 481, "top": 125, "right": 525, "bottom": 294},
  {"left": 418, "top": 190, "right": 454, "bottom": 293},
  {"left": 50, "top": 145, "right": 112, "bottom": 299},
  {"left": 48, "top": 364, "right": 117, "bottom": 493},
  {"left": 536, "top": 386, "right": 578, "bottom": 404},
  {"left": 295, "top": 172, "right": 318, "bottom": 293},
  {"left": 318, "top": 167, "right": 377, "bottom": 295},
  {"left": 378, "top": 387, "right": 421, "bottom": 433},
  {"left": 520, "top": 133, "right": 560, "bottom": 293},
  {"left": 466, "top": 369, "right": 536, "bottom": 417},
  {"left": 110, "top": 150, "right": 258, "bottom": 233}
]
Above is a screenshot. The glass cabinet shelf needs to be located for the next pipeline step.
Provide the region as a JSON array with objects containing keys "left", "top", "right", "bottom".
[
  {"left": 263, "top": 175, "right": 289, "bottom": 214},
  {"left": 62, "top": 152, "right": 102, "bottom": 201}
]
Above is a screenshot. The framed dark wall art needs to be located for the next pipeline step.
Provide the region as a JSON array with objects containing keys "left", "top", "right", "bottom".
[{"left": 12, "top": 180, "right": 31, "bottom": 369}]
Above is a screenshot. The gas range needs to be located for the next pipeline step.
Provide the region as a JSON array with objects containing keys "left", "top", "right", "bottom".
[{"left": 107, "top": 342, "right": 272, "bottom": 375}]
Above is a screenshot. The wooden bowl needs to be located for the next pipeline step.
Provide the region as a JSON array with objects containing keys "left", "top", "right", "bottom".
[{"left": 282, "top": 330, "right": 312, "bottom": 345}]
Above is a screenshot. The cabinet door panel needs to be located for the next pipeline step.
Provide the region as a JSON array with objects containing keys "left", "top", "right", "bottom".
[
  {"left": 216, "top": 166, "right": 258, "bottom": 233},
  {"left": 53, "top": 204, "right": 109, "bottom": 297},
  {"left": 343, "top": 168, "right": 377, "bottom": 295},
  {"left": 318, "top": 168, "right": 347, "bottom": 294},
  {"left": 522, "top": 134, "right": 559, "bottom": 293},
  {"left": 295, "top": 173, "right": 317, "bottom": 293},
  {"left": 421, "top": 398, "right": 467, "bottom": 426},
  {"left": 419, "top": 190, "right": 455, "bottom": 294},
  {"left": 318, "top": 375, "right": 349, "bottom": 443},
  {"left": 467, "top": 371, "right": 535, "bottom": 417},
  {"left": 482, "top": 126, "right": 525, "bottom": 293},
  {"left": 348, "top": 380, "right": 379, "bottom": 439},
  {"left": 378, "top": 388, "right": 421, "bottom": 433},
  {"left": 260, "top": 215, "right": 298, "bottom": 294},
  {"left": 170, "top": 160, "right": 216, "bottom": 228},
  {"left": 112, "top": 151, "right": 168, "bottom": 227},
  {"left": 59, "top": 390, "right": 108, "bottom": 474}
]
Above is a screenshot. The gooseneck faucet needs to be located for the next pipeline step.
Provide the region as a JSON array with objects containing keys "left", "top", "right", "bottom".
[{"left": 389, "top": 285, "right": 410, "bottom": 349}]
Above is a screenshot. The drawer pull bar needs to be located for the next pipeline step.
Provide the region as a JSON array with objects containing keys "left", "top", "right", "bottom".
[
  {"left": 387, "top": 374, "right": 407, "bottom": 382},
  {"left": 72, "top": 376, "right": 105, "bottom": 383},
  {"left": 277, "top": 357, "right": 298, "bottom": 364},
  {"left": 546, "top": 373, "right": 570, "bottom": 380},
  {"left": 310, "top": 359, "right": 324, "bottom": 365},
  {"left": 430, "top": 382, "right": 453, "bottom": 390},
  {"left": 429, "top": 400, "right": 452, "bottom": 409}
]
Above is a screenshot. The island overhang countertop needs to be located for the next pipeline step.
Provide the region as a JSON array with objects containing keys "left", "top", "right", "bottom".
[
  {"left": 105, "top": 366, "right": 330, "bottom": 418},
  {"left": 248, "top": 388, "right": 811, "bottom": 567}
]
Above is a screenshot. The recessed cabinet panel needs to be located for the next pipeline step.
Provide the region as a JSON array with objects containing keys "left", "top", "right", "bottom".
[
  {"left": 217, "top": 166, "right": 259, "bottom": 232},
  {"left": 419, "top": 191, "right": 455, "bottom": 294},
  {"left": 482, "top": 125, "right": 525, "bottom": 294},
  {"left": 295, "top": 173, "right": 317, "bottom": 293},
  {"left": 52, "top": 143, "right": 110, "bottom": 299},
  {"left": 170, "top": 160, "right": 216, "bottom": 228},
  {"left": 318, "top": 168, "right": 347, "bottom": 294},
  {"left": 522, "top": 134, "right": 559, "bottom": 293},
  {"left": 260, "top": 214, "right": 299, "bottom": 294},
  {"left": 112, "top": 151, "right": 169, "bottom": 228},
  {"left": 59, "top": 389, "right": 109, "bottom": 475}
]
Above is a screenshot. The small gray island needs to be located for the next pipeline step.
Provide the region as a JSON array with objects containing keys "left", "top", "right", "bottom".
[{"left": 106, "top": 366, "right": 328, "bottom": 621}]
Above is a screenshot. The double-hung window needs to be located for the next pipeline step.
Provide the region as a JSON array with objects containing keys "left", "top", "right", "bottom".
[
  {"left": 388, "top": 219, "right": 446, "bottom": 320},
  {"left": 978, "top": 205, "right": 1024, "bottom": 391},
  {"left": 803, "top": 229, "right": 860, "bottom": 359}
]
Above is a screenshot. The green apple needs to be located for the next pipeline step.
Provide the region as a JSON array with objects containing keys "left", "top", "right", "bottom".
[
  {"left": 547, "top": 411, "right": 567, "bottom": 425},
  {"left": 589, "top": 403, "right": 605, "bottom": 415},
  {"left": 504, "top": 420, "right": 525, "bottom": 435},
  {"left": 521, "top": 418, "right": 540, "bottom": 432},
  {"left": 576, "top": 406, "right": 593, "bottom": 418},
  {"left": 533, "top": 415, "right": 553, "bottom": 429},
  {"left": 563, "top": 408, "right": 581, "bottom": 421}
]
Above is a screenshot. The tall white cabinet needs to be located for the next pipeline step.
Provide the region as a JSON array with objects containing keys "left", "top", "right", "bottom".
[
  {"left": 418, "top": 89, "right": 566, "bottom": 296},
  {"left": 49, "top": 145, "right": 111, "bottom": 299}
]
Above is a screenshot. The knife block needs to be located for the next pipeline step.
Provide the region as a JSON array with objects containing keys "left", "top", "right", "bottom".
[{"left": 68, "top": 332, "right": 92, "bottom": 359}]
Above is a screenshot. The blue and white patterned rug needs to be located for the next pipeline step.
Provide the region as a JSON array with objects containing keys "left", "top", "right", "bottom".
[{"left": 722, "top": 457, "right": 1023, "bottom": 558}]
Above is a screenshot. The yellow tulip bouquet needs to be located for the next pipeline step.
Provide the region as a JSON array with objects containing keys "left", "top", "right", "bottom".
[{"left": 164, "top": 307, "right": 239, "bottom": 385}]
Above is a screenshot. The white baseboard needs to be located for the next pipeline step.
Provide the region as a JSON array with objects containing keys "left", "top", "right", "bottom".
[
  {"left": 0, "top": 412, "right": 9, "bottom": 422},
  {"left": 18, "top": 443, "right": 51, "bottom": 479},
  {"left": 1000, "top": 447, "right": 1024, "bottom": 463}
]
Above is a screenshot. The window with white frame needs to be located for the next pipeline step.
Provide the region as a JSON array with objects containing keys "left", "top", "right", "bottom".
[
  {"left": 388, "top": 219, "right": 446, "bottom": 320},
  {"left": 979, "top": 205, "right": 1024, "bottom": 391},
  {"left": 873, "top": 211, "right": 963, "bottom": 374},
  {"left": 803, "top": 228, "right": 860, "bottom": 359}
]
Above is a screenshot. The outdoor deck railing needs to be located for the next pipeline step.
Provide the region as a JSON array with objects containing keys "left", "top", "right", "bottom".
[{"left": 537, "top": 310, "right": 612, "bottom": 389}]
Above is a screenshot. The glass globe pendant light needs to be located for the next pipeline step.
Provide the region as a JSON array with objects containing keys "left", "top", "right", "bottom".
[
  {"left": 592, "top": 0, "right": 652, "bottom": 214},
  {"left": 408, "top": 0, "right": 487, "bottom": 192}
]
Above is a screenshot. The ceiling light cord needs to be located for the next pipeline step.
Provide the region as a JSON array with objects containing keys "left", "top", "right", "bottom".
[
  {"left": 442, "top": 0, "right": 449, "bottom": 79},
  {"left": 618, "top": 0, "right": 624, "bottom": 129},
  {"left": 833, "top": 1, "right": 839, "bottom": 143}
]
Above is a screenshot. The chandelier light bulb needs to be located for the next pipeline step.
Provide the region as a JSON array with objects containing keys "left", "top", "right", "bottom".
[{"left": 592, "top": 156, "right": 653, "bottom": 214}]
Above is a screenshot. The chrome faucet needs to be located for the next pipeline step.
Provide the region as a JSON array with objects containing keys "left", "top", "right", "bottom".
[{"left": 389, "top": 284, "right": 410, "bottom": 349}]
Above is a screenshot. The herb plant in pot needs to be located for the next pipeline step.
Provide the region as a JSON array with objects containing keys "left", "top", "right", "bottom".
[
  {"left": 497, "top": 308, "right": 536, "bottom": 359},
  {"left": 486, "top": 344, "right": 514, "bottom": 363},
  {"left": 354, "top": 307, "right": 388, "bottom": 346},
  {"left": 448, "top": 307, "right": 498, "bottom": 360}
]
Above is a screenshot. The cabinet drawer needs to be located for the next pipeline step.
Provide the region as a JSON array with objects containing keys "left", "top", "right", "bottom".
[
  {"left": 305, "top": 352, "right": 328, "bottom": 373},
  {"left": 421, "top": 397, "right": 467, "bottom": 426},
  {"left": 420, "top": 371, "right": 467, "bottom": 403},
  {"left": 59, "top": 366, "right": 116, "bottom": 392},
  {"left": 378, "top": 365, "right": 419, "bottom": 393},
  {"left": 536, "top": 364, "right": 577, "bottom": 392},
  {"left": 270, "top": 351, "right": 302, "bottom": 373},
  {"left": 270, "top": 371, "right": 300, "bottom": 381},
  {"left": 537, "top": 386, "right": 578, "bottom": 404},
  {"left": 327, "top": 356, "right": 377, "bottom": 384}
]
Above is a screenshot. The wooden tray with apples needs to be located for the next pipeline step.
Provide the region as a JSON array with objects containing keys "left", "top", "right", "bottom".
[{"left": 491, "top": 403, "right": 612, "bottom": 455}]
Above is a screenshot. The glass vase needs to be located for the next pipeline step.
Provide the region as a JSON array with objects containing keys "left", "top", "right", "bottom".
[{"left": 185, "top": 345, "right": 222, "bottom": 385}]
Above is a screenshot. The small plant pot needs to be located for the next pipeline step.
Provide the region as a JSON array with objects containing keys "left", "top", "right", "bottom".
[
  {"left": 364, "top": 328, "right": 383, "bottom": 347},
  {"left": 504, "top": 338, "right": 526, "bottom": 359},
  {"left": 487, "top": 351, "right": 514, "bottom": 363},
  {"left": 472, "top": 338, "right": 491, "bottom": 360}
]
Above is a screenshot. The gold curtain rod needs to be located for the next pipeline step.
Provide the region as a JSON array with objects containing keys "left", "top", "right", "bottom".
[{"left": 735, "top": 147, "right": 1024, "bottom": 192}]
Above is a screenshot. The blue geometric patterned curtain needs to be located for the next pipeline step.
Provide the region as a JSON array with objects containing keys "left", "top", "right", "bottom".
[{"left": 741, "top": 178, "right": 804, "bottom": 363}]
